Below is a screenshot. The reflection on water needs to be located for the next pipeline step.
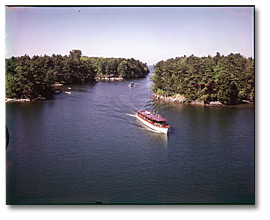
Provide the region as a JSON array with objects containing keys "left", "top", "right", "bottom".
[
  {"left": 138, "top": 125, "right": 169, "bottom": 148},
  {"left": 145, "top": 98, "right": 158, "bottom": 113}
]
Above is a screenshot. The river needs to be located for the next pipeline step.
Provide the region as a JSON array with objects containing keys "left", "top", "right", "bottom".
[{"left": 6, "top": 66, "right": 255, "bottom": 204}]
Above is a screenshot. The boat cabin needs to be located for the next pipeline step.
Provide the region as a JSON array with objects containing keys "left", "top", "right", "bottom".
[{"left": 137, "top": 110, "right": 169, "bottom": 128}]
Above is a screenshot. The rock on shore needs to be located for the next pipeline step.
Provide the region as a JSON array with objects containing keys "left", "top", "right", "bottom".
[
  {"left": 5, "top": 98, "right": 31, "bottom": 103},
  {"left": 95, "top": 77, "right": 124, "bottom": 81},
  {"left": 190, "top": 100, "right": 205, "bottom": 105},
  {"left": 152, "top": 93, "right": 186, "bottom": 103},
  {"left": 5, "top": 95, "right": 46, "bottom": 103},
  {"left": 209, "top": 101, "right": 223, "bottom": 106}
]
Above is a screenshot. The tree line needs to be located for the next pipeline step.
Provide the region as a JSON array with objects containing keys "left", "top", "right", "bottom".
[
  {"left": 6, "top": 49, "right": 149, "bottom": 99},
  {"left": 151, "top": 52, "right": 254, "bottom": 105}
]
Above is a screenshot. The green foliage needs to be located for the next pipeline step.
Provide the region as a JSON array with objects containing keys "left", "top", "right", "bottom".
[
  {"left": 118, "top": 60, "right": 131, "bottom": 78},
  {"left": 6, "top": 57, "right": 18, "bottom": 98},
  {"left": 156, "top": 88, "right": 170, "bottom": 97},
  {"left": 151, "top": 52, "right": 254, "bottom": 105},
  {"left": 5, "top": 50, "right": 149, "bottom": 99}
]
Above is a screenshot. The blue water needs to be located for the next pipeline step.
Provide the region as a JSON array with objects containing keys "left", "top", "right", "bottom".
[{"left": 6, "top": 67, "right": 254, "bottom": 204}]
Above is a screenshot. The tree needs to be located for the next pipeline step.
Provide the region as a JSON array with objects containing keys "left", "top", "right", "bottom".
[
  {"left": 118, "top": 60, "right": 131, "bottom": 78},
  {"left": 69, "top": 49, "right": 82, "bottom": 60},
  {"left": 5, "top": 50, "right": 149, "bottom": 99},
  {"left": 151, "top": 52, "right": 254, "bottom": 105}
]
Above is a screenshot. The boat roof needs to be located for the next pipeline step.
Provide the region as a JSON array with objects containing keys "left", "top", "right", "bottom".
[{"left": 138, "top": 110, "right": 168, "bottom": 122}]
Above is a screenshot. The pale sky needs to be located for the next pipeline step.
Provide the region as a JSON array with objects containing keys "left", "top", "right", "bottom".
[{"left": 5, "top": 6, "right": 254, "bottom": 65}]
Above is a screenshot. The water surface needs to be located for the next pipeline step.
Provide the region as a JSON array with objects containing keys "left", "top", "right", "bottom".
[{"left": 6, "top": 67, "right": 254, "bottom": 204}]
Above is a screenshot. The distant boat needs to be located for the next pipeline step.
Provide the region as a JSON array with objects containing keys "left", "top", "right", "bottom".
[
  {"left": 68, "top": 87, "right": 71, "bottom": 90},
  {"left": 128, "top": 82, "right": 135, "bottom": 88},
  {"left": 65, "top": 91, "right": 71, "bottom": 94},
  {"left": 136, "top": 110, "right": 170, "bottom": 134}
]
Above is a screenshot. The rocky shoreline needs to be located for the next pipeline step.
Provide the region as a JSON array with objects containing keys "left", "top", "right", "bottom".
[
  {"left": 5, "top": 96, "right": 47, "bottom": 103},
  {"left": 95, "top": 75, "right": 146, "bottom": 81},
  {"left": 5, "top": 98, "right": 31, "bottom": 103},
  {"left": 152, "top": 93, "right": 252, "bottom": 106},
  {"left": 95, "top": 77, "right": 124, "bottom": 81}
]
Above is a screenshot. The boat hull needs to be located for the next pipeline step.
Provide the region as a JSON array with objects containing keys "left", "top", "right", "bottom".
[{"left": 136, "top": 114, "right": 170, "bottom": 134}]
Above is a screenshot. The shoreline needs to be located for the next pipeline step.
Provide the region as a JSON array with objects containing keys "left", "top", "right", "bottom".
[
  {"left": 95, "top": 75, "right": 146, "bottom": 82},
  {"left": 95, "top": 77, "right": 124, "bottom": 82},
  {"left": 5, "top": 96, "right": 46, "bottom": 103},
  {"left": 152, "top": 93, "right": 253, "bottom": 106},
  {"left": 5, "top": 76, "right": 145, "bottom": 103}
]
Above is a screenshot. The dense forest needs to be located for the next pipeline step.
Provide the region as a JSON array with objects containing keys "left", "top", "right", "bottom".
[
  {"left": 151, "top": 52, "right": 254, "bottom": 105},
  {"left": 6, "top": 49, "right": 149, "bottom": 99}
]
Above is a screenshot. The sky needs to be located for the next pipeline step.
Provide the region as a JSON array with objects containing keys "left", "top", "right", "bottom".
[{"left": 5, "top": 6, "right": 254, "bottom": 65}]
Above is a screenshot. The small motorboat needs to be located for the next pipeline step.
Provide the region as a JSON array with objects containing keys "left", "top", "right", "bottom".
[
  {"left": 128, "top": 82, "right": 135, "bottom": 88},
  {"left": 136, "top": 110, "right": 170, "bottom": 134}
]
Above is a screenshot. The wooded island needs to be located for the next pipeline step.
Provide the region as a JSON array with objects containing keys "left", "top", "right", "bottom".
[
  {"left": 6, "top": 50, "right": 254, "bottom": 105},
  {"left": 5, "top": 49, "right": 149, "bottom": 99},
  {"left": 151, "top": 52, "right": 254, "bottom": 105}
]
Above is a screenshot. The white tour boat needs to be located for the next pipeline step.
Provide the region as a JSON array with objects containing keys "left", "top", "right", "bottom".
[{"left": 136, "top": 110, "right": 170, "bottom": 134}]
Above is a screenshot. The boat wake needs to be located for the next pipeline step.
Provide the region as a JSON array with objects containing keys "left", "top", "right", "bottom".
[{"left": 125, "top": 113, "right": 137, "bottom": 118}]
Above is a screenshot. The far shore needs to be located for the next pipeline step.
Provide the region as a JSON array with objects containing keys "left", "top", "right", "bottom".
[
  {"left": 5, "top": 75, "right": 146, "bottom": 103},
  {"left": 95, "top": 77, "right": 124, "bottom": 81},
  {"left": 95, "top": 75, "right": 146, "bottom": 82}
]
